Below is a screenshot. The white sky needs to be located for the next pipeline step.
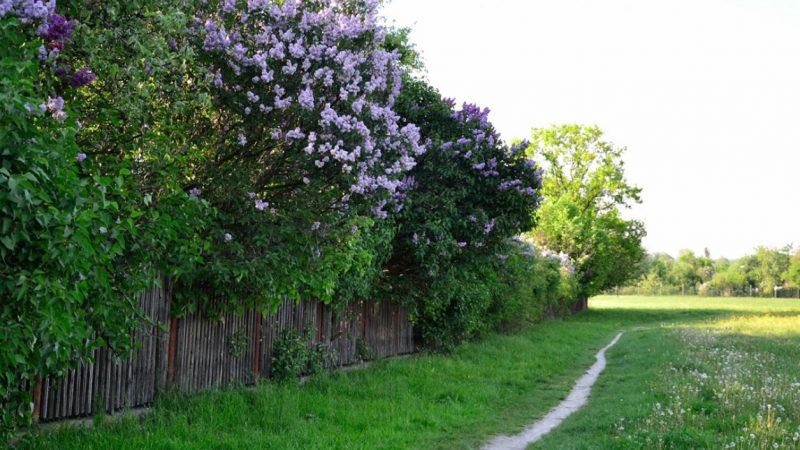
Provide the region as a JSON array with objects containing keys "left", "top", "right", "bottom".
[{"left": 383, "top": 0, "right": 800, "bottom": 259}]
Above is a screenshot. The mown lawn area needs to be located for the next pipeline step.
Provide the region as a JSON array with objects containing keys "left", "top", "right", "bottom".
[{"left": 17, "top": 296, "right": 800, "bottom": 449}]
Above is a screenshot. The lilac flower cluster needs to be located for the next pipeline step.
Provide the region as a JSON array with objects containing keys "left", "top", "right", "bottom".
[
  {"left": 541, "top": 248, "right": 575, "bottom": 275},
  {"left": 453, "top": 102, "right": 491, "bottom": 127},
  {"left": 428, "top": 102, "right": 542, "bottom": 247},
  {"left": 4, "top": 0, "right": 100, "bottom": 132},
  {"left": 0, "top": 0, "right": 55, "bottom": 23},
  {"left": 39, "top": 12, "right": 72, "bottom": 41},
  {"left": 43, "top": 95, "right": 66, "bottom": 122},
  {"left": 68, "top": 67, "right": 96, "bottom": 88},
  {"left": 200, "top": 0, "right": 423, "bottom": 218}
]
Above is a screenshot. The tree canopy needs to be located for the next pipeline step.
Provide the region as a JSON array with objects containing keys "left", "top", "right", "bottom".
[{"left": 526, "top": 124, "right": 646, "bottom": 306}]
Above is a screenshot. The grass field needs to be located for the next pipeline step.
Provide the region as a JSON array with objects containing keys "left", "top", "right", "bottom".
[{"left": 16, "top": 296, "right": 800, "bottom": 449}]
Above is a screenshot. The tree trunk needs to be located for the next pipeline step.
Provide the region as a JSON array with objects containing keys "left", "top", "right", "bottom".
[{"left": 572, "top": 296, "right": 589, "bottom": 313}]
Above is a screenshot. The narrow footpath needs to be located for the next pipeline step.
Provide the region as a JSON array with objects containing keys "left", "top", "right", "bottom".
[{"left": 482, "top": 332, "right": 625, "bottom": 450}]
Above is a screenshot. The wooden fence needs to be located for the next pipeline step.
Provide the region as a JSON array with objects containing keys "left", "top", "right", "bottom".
[{"left": 33, "top": 285, "right": 415, "bottom": 422}]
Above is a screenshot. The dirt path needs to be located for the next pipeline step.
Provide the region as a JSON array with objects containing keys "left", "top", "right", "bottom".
[{"left": 482, "top": 332, "right": 624, "bottom": 450}]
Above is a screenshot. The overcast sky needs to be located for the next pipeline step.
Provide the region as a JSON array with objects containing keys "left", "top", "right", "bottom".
[{"left": 383, "top": 0, "right": 800, "bottom": 259}]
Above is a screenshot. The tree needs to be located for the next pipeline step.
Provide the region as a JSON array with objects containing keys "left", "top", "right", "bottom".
[
  {"left": 708, "top": 261, "right": 747, "bottom": 296},
  {"left": 785, "top": 250, "right": 800, "bottom": 288},
  {"left": 671, "top": 250, "right": 702, "bottom": 294},
  {"left": 527, "top": 124, "right": 645, "bottom": 310},
  {"left": 751, "top": 246, "right": 791, "bottom": 293}
]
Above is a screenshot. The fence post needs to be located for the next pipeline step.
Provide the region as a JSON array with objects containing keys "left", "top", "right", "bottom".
[
  {"left": 252, "top": 311, "right": 261, "bottom": 384},
  {"left": 166, "top": 317, "right": 178, "bottom": 388},
  {"left": 316, "top": 302, "right": 324, "bottom": 342},
  {"left": 155, "top": 277, "right": 172, "bottom": 395},
  {"left": 360, "top": 300, "right": 367, "bottom": 340},
  {"left": 32, "top": 376, "right": 42, "bottom": 422}
]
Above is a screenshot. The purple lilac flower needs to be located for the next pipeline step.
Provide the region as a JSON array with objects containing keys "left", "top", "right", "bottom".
[
  {"left": 238, "top": 132, "right": 248, "bottom": 146},
  {"left": 46, "top": 96, "right": 66, "bottom": 122},
  {"left": 286, "top": 128, "right": 305, "bottom": 140},
  {"left": 203, "top": 19, "right": 231, "bottom": 50},
  {"left": 456, "top": 242, "right": 467, "bottom": 248},
  {"left": 54, "top": 63, "right": 71, "bottom": 78},
  {"left": 69, "top": 68, "right": 97, "bottom": 88},
  {"left": 255, "top": 199, "right": 268, "bottom": 210},
  {"left": 75, "top": 152, "right": 87, "bottom": 162},
  {"left": 0, "top": 1, "right": 12, "bottom": 17},
  {"left": 298, "top": 86, "right": 314, "bottom": 109},
  {"left": 274, "top": 95, "right": 292, "bottom": 109},
  {"left": 189, "top": 187, "right": 202, "bottom": 198},
  {"left": 40, "top": 14, "right": 74, "bottom": 42},
  {"left": 484, "top": 218, "right": 496, "bottom": 234},
  {"left": 224, "top": 233, "right": 233, "bottom": 242},
  {"left": 4, "top": 1, "right": 53, "bottom": 23},
  {"left": 455, "top": 103, "right": 491, "bottom": 126}
]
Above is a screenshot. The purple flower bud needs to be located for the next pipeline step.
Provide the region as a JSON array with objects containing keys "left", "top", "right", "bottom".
[
  {"left": 224, "top": 233, "right": 233, "bottom": 242},
  {"left": 75, "top": 152, "right": 87, "bottom": 162},
  {"left": 189, "top": 188, "right": 202, "bottom": 198}
]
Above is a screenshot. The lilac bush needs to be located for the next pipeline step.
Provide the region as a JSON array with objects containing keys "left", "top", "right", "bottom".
[
  {"left": 170, "top": 0, "right": 422, "bottom": 310},
  {"left": 381, "top": 77, "right": 545, "bottom": 348},
  {"left": 198, "top": 0, "right": 423, "bottom": 218}
]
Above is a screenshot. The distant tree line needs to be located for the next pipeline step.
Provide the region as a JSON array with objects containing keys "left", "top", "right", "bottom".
[{"left": 618, "top": 246, "right": 800, "bottom": 297}]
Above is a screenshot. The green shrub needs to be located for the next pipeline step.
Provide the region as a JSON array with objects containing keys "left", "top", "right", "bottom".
[
  {"left": 0, "top": 14, "right": 155, "bottom": 437},
  {"left": 270, "top": 329, "right": 335, "bottom": 383}
]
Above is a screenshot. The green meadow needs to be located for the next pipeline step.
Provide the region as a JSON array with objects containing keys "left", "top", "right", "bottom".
[{"left": 17, "top": 296, "right": 800, "bottom": 449}]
